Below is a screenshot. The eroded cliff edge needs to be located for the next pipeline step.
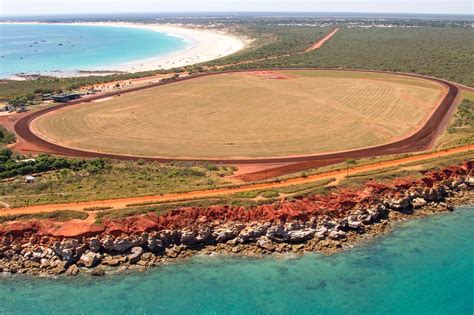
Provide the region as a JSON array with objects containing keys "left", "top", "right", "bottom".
[{"left": 1, "top": 161, "right": 472, "bottom": 277}]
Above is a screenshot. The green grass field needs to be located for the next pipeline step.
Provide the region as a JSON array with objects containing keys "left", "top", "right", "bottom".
[{"left": 31, "top": 70, "right": 445, "bottom": 159}]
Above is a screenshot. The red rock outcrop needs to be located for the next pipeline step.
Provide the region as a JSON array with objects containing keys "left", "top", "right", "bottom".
[
  {"left": 0, "top": 161, "right": 472, "bottom": 277},
  {"left": 0, "top": 161, "right": 472, "bottom": 240}
]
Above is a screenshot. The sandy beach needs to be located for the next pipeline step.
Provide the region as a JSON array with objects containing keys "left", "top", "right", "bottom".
[
  {"left": 1, "top": 22, "right": 247, "bottom": 77},
  {"left": 84, "top": 22, "right": 247, "bottom": 72}
]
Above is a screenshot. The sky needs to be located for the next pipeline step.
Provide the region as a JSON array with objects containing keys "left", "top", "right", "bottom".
[{"left": 0, "top": 0, "right": 472, "bottom": 16}]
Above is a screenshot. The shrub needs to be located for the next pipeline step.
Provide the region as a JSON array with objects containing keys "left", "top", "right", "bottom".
[{"left": 260, "top": 190, "right": 279, "bottom": 198}]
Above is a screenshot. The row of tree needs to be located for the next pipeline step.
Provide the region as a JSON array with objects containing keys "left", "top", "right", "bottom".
[{"left": 0, "top": 149, "right": 110, "bottom": 179}]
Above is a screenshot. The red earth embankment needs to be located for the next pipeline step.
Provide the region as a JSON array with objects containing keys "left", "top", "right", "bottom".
[{"left": 0, "top": 160, "right": 471, "bottom": 238}]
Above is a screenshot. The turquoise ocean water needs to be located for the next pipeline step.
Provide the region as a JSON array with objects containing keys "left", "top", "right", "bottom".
[
  {"left": 0, "top": 23, "right": 189, "bottom": 78},
  {"left": 1, "top": 205, "right": 473, "bottom": 314}
]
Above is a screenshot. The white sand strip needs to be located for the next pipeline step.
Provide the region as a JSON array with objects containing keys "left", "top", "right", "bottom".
[
  {"left": 89, "top": 23, "right": 247, "bottom": 72},
  {"left": 1, "top": 22, "right": 247, "bottom": 77}
]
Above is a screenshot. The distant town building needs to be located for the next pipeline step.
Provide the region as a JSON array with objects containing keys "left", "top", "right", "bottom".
[
  {"left": 41, "top": 93, "right": 53, "bottom": 101},
  {"left": 51, "top": 93, "right": 81, "bottom": 103}
]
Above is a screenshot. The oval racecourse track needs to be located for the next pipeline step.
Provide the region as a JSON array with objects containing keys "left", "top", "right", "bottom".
[{"left": 14, "top": 69, "right": 460, "bottom": 180}]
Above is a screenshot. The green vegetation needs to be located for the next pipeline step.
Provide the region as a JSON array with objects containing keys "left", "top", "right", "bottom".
[
  {"left": 0, "top": 159, "right": 233, "bottom": 207},
  {"left": 463, "top": 91, "right": 474, "bottom": 102},
  {"left": 7, "top": 95, "right": 34, "bottom": 107},
  {"left": 448, "top": 99, "right": 474, "bottom": 133},
  {"left": 259, "top": 190, "right": 280, "bottom": 198},
  {"left": 217, "top": 27, "right": 474, "bottom": 87},
  {"left": 0, "top": 18, "right": 472, "bottom": 225},
  {"left": 96, "top": 178, "right": 337, "bottom": 223},
  {"left": 399, "top": 151, "right": 474, "bottom": 168},
  {"left": 339, "top": 169, "right": 421, "bottom": 188},
  {"left": 205, "top": 26, "right": 329, "bottom": 67},
  {"left": 0, "top": 210, "right": 87, "bottom": 224},
  {"left": 436, "top": 98, "right": 474, "bottom": 149},
  {"left": 231, "top": 190, "right": 260, "bottom": 199},
  {"left": 230, "top": 178, "right": 335, "bottom": 200},
  {"left": 83, "top": 206, "right": 113, "bottom": 211},
  {"left": 0, "top": 126, "right": 16, "bottom": 145},
  {"left": 1, "top": 150, "right": 468, "bottom": 224},
  {"left": 0, "top": 70, "right": 172, "bottom": 101},
  {"left": 339, "top": 151, "right": 474, "bottom": 188},
  {"left": 94, "top": 151, "right": 472, "bottom": 223},
  {"left": 346, "top": 166, "right": 401, "bottom": 178},
  {"left": 1, "top": 150, "right": 471, "bottom": 224},
  {"left": 0, "top": 148, "right": 110, "bottom": 179},
  {"left": 345, "top": 159, "right": 357, "bottom": 176},
  {"left": 2, "top": 23, "right": 472, "bottom": 101}
]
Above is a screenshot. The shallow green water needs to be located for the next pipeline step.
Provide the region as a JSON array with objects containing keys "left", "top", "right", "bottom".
[{"left": 1, "top": 206, "right": 473, "bottom": 315}]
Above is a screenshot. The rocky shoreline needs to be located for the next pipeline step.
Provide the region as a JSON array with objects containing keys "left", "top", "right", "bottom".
[{"left": 0, "top": 161, "right": 472, "bottom": 278}]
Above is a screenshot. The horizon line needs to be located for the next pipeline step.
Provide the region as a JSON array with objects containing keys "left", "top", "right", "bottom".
[{"left": 1, "top": 11, "right": 473, "bottom": 18}]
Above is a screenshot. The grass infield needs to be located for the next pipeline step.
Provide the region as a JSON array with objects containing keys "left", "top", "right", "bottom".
[{"left": 31, "top": 70, "right": 446, "bottom": 159}]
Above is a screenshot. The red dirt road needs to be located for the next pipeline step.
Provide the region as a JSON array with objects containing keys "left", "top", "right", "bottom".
[
  {"left": 0, "top": 144, "right": 471, "bottom": 216},
  {"left": 305, "top": 28, "right": 340, "bottom": 52}
]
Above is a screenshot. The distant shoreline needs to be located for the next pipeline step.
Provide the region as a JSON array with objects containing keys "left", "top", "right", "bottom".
[{"left": 0, "top": 22, "right": 247, "bottom": 78}]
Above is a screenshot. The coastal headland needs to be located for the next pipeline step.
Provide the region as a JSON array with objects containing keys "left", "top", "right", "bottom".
[{"left": 0, "top": 161, "right": 472, "bottom": 277}]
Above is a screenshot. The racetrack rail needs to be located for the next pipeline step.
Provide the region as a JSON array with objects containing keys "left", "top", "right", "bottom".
[{"left": 14, "top": 69, "right": 460, "bottom": 166}]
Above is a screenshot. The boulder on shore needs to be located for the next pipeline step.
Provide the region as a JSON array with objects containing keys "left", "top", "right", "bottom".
[
  {"left": 66, "top": 264, "right": 79, "bottom": 276},
  {"left": 77, "top": 251, "right": 101, "bottom": 268},
  {"left": 412, "top": 197, "right": 427, "bottom": 209},
  {"left": 128, "top": 247, "right": 144, "bottom": 264},
  {"left": 257, "top": 236, "right": 275, "bottom": 251}
]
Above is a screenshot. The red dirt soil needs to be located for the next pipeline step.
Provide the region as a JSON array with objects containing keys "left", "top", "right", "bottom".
[
  {"left": 1, "top": 161, "right": 471, "bottom": 238},
  {"left": 305, "top": 28, "right": 340, "bottom": 52},
  {"left": 0, "top": 144, "right": 471, "bottom": 218}
]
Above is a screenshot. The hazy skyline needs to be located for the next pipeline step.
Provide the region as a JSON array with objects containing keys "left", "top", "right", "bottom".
[{"left": 1, "top": 0, "right": 473, "bottom": 16}]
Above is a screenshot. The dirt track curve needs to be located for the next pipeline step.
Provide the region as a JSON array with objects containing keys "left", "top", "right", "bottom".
[{"left": 14, "top": 69, "right": 460, "bottom": 172}]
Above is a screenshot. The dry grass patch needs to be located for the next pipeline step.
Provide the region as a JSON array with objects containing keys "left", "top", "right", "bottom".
[{"left": 32, "top": 70, "right": 445, "bottom": 159}]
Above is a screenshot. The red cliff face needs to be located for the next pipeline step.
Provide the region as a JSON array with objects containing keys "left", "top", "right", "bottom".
[
  {"left": 0, "top": 221, "right": 39, "bottom": 238},
  {"left": 0, "top": 161, "right": 471, "bottom": 239}
]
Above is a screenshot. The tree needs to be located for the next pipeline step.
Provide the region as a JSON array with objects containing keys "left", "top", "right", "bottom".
[
  {"left": 52, "top": 158, "right": 69, "bottom": 170},
  {"left": 345, "top": 159, "right": 357, "bottom": 176},
  {"left": 0, "top": 148, "right": 12, "bottom": 159},
  {"left": 8, "top": 96, "right": 27, "bottom": 108}
]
